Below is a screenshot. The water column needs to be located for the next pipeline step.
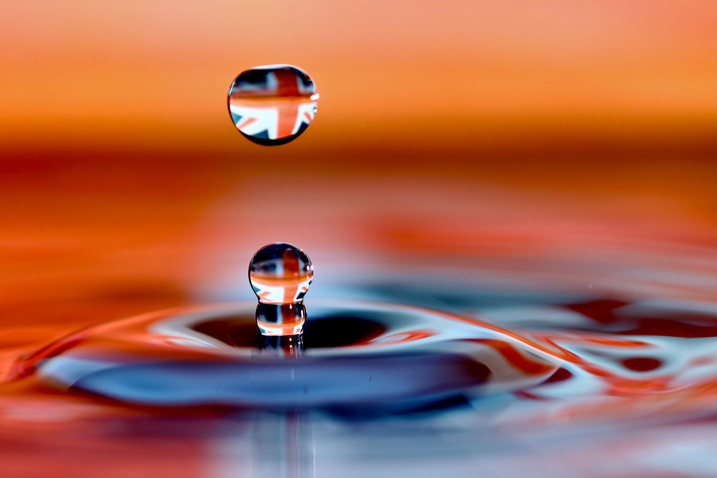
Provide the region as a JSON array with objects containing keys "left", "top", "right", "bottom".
[{"left": 248, "top": 243, "right": 314, "bottom": 478}]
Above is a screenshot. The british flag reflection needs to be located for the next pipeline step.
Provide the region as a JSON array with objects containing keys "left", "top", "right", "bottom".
[
  {"left": 228, "top": 64, "right": 319, "bottom": 146},
  {"left": 249, "top": 243, "right": 314, "bottom": 305}
]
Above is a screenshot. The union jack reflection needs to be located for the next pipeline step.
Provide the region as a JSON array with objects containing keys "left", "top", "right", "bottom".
[
  {"left": 228, "top": 65, "right": 319, "bottom": 146},
  {"left": 249, "top": 243, "right": 313, "bottom": 305},
  {"left": 256, "top": 302, "right": 307, "bottom": 336}
]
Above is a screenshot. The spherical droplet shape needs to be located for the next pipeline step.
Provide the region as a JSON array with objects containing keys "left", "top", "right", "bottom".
[
  {"left": 228, "top": 65, "right": 319, "bottom": 146},
  {"left": 249, "top": 243, "right": 313, "bottom": 304},
  {"left": 256, "top": 303, "right": 307, "bottom": 336}
]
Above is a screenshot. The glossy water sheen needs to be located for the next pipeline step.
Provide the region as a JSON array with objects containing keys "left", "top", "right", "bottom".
[
  {"left": 14, "top": 301, "right": 537, "bottom": 411},
  {"left": 228, "top": 65, "right": 318, "bottom": 146},
  {"left": 12, "top": 294, "right": 717, "bottom": 417},
  {"left": 6, "top": 286, "right": 717, "bottom": 476}
]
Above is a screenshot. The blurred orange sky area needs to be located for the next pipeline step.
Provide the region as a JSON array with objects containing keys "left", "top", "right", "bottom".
[{"left": 1, "top": 0, "right": 716, "bottom": 154}]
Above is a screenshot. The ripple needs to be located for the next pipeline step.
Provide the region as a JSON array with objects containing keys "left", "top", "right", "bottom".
[
  {"left": 13, "top": 294, "right": 717, "bottom": 421},
  {"left": 15, "top": 300, "right": 561, "bottom": 412}
]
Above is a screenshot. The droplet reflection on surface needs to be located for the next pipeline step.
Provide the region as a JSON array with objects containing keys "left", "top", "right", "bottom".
[
  {"left": 249, "top": 243, "right": 313, "bottom": 305},
  {"left": 256, "top": 303, "right": 307, "bottom": 336},
  {"left": 228, "top": 65, "right": 319, "bottom": 146}
]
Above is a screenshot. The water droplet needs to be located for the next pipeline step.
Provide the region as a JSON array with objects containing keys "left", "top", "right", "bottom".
[
  {"left": 249, "top": 243, "right": 313, "bottom": 305},
  {"left": 256, "top": 303, "right": 307, "bottom": 336},
  {"left": 228, "top": 65, "right": 319, "bottom": 146}
]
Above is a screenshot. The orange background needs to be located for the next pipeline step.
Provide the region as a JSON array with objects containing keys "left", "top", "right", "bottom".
[
  {"left": 2, "top": 0, "right": 717, "bottom": 152},
  {"left": 1, "top": 0, "right": 717, "bottom": 346}
]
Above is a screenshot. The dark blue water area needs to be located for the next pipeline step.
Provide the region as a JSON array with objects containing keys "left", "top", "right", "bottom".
[
  {"left": 16, "top": 282, "right": 717, "bottom": 422},
  {"left": 9, "top": 284, "right": 717, "bottom": 477},
  {"left": 20, "top": 298, "right": 567, "bottom": 415}
]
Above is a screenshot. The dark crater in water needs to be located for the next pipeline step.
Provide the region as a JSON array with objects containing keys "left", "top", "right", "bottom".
[
  {"left": 302, "top": 315, "right": 387, "bottom": 348},
  {"left": 16, "top": 292, "right": 717, "bottom": 416},
  {"left": 192, "top": 314, "right": 387, "bottom": 349},
  {"left": 567, "top": 299, "right": 717, "bottom": 337},
  {"left": 16, "top": 300, "right": 561, "bottom": 413}
]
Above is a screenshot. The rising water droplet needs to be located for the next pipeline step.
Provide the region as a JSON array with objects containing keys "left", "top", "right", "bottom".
[
  {"left": 228, "top": 65, "right": 319, "bottom": 146},
  {"left": 249, "top": 243, "right": 313, "bottom": 305}
]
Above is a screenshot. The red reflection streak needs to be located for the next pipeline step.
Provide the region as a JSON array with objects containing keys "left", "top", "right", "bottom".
[
  {"left": 428, "top": 307, "right": 707, "bottom": 395},
  {"left": 430, "top": 308, "right": 582, "bottom": 363},
  {"left": 373, "top": 329, "right": 437, "bottom": 344},
  {"left": 277, "top": 99, "right": 301, "bottom": 139},
  {"left": 235, "top": 116, "right": 258, "bottom": 130},
  {"left": 8, "top": 305, "right": 247, "bottom": 382},
  {"left": 11, "top": 334, "right": 89, "bottom": 379},
  {"left": 281, "top": 248, "right": 301, "bottom": 302},
  {"left": 462, "top": 338, "right": 555, "bottom": 375}
]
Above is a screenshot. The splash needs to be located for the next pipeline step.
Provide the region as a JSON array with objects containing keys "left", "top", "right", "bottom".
[
  {"left": 13, "top": 300, "right": 560, "bottom": 412},
  {"left": 249, "top": 242, "right": 313, "bottom": 337}
]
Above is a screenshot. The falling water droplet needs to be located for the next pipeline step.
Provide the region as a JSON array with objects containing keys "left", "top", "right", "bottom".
[
  {"left": 249, "top": 243, "right": 313, "bottom": 305},
  {"left": 228, "top": 65, "right": 319, "bottom": 146}
]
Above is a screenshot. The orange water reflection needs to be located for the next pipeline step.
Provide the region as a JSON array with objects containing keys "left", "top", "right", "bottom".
[{"left": 2, "top": 0, "right": 717, "bottom": 476}]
